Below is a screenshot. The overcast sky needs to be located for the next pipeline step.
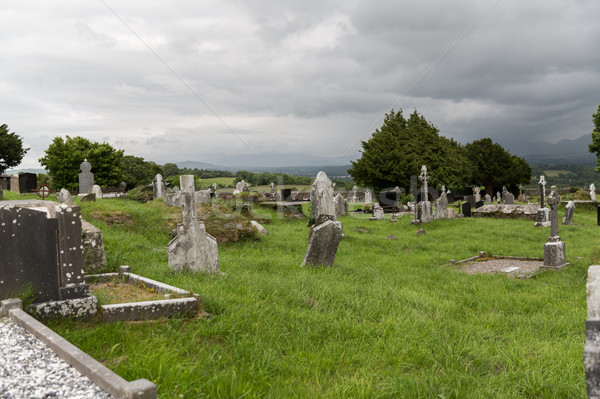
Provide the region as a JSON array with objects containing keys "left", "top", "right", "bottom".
[{"left": 2, "top": 0, "right": 600, "bottom": 169}]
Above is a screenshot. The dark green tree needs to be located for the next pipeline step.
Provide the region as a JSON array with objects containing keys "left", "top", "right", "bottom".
[
  {"left": 120, "top": 155, "right": 163, "bottom": 190},
  {"left": 348, "top": 109, "right": 470, "bottom": 192},
  {"left": 39, "top": 136, "right": 124, "bottom": 191},
  {"left": 0, "top": 124, "right": 29, "bottom": 174},
  {"left": 588, "top": 104, "right": 600, "bottom": 172},
  {"left": 465, "top": 138, "right": 531, "bottom": 194},
  {"left": 162, "top": 163, "right": 180, "bottom": 178}
]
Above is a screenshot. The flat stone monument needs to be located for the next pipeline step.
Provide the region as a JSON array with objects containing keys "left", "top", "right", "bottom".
[
  {"left": 542, "top": 186, "right": 568, "bottom": 270},
  {"left": 301, "top": 220, "right": 343, "bottom": 267},
  {"left": 167, "top": 175, "right": 219, "bottom": 274}
]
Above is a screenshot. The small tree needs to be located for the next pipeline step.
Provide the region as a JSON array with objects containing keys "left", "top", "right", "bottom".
[
  {"left": 588, "top": 104, "right": 600, "bottom": 172},
  {"left": 39, "top": 136, "right": 124, "bottom": 190},
  {"left": 0, "top": 124, "right": 29, "bottom": 174},
  {"left": 121, "top": 155, "right": 163, "bottom": 190}
]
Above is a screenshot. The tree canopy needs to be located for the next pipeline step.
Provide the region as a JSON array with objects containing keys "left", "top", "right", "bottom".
[
  {"left": 39, "top": 136, "right": 124, "bottom": 191},
  {"left": 348, "top": 109, "right": 470, "bottom": 193},
  {"left": 0, "top": 124, "right": 29, "bottom": 174},
  {"left": 588, "top": 104, "right": 600, "bottom": 172},
  {"left": 120, "top": 155, "right": 163, "bottom": 190}
]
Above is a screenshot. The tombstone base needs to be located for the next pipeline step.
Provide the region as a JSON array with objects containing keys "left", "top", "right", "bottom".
[
  {"left": 542, "top": 237, "right": 568, "bottom": 270},
  {"left": 27, "top": 295, "right": 98, "bottom": 320}
]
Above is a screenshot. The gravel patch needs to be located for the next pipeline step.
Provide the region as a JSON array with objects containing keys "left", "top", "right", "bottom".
[
  {"left": 460, "top": 257, "right": 543, "bottom": 278},
  {"left": 0, "top": 317, "right": 113, "bottom": 399}
]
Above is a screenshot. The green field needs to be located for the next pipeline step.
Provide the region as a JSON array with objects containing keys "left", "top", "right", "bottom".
[
  {"left": 3, "top": 191, "right": 596, "bottom": 398},
  {"left": 197, "top": 177, "right": 236, "bottom": 188},
  {"left": 544, "top": 170, "right": 575, "bottom": 178}
]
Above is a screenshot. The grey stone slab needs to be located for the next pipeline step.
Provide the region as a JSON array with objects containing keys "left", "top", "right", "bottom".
[
  {"left": 57, "top": 188, "right": 74, "bottom": 203},
  {"left": 78, "top": 159, "right": 94, "bottom": 194},
  {"left": 302, "top": 220, "right": 343, "bottom": 267},
  {"left": 18, "top": 173, "right": 37, "bottom": 194},
  {"left": 101, "top": 297, "right": 198, "bottom": 322}
]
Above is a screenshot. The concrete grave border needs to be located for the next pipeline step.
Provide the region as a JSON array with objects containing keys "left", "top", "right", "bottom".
[
  {"left": 1, "top": 298, "right": 157, "bottom": 399},
  {"left": 86, "top": 266, "right": 202, "bottom": 323},
  {"left": 446, "top": 251, "right": 544, "bottom": 266}
]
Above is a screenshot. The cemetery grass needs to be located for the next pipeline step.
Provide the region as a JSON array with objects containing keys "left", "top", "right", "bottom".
[{"left": 42, "top": 198, "right": 598, "bottom": 398}]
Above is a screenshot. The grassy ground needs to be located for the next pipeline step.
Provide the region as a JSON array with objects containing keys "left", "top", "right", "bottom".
[{"left": 3, "top": 191, "right": 597, "bottom": 398}]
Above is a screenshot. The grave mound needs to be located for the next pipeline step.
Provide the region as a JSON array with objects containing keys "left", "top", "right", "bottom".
[{"left": 450, "top": 252, "right": 543, "bottom": 279}]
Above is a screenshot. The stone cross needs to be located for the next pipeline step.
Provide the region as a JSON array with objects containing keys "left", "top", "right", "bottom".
[
  {"left": 539, "top": 175, "right": 547, "bottom": 208},
  {"left": 351, "top": 186, "right": 358, "bottom": 203},
  {"left": 78, "top": 159, "right": 94, "bottom": 194},
  {"left": 547, "top": 185, "right": 560, "bottom": 237},
  {"left": 419, "top": 165, "right": 429, "bottom": 202},
  {"left": 269, "top": 182, "right": 275, "bottom": 194}
]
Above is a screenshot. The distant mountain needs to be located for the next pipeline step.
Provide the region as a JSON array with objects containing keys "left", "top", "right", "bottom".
[
  {"left": 513, "top": 134, "right": 596, "bottom": 165},
  {"left": 4, "top": 168, "right": 47, "bottom": 175},
  {"left": 175, "top": 160, "right": 219, "bottom": 170}
]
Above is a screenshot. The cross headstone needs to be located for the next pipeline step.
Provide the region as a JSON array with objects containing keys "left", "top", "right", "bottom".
[
  {"left": 539, "top": 176, "right": 547, "bottom": 208},
  {"left": 542, "top": 185, "right": 567, "bottom": 269},
  {"left": 413, "top": 165, "right": 433, "bottom": 223},
  {"left": 419, "top": 166, "right": 429, "bottom": 202},
  {"left": 167, "top": 175, "right": 219, "bottom": 273},
  {"left": 78, "top": 159, "right": 94, "bottom": 194},
  {"left": 562, "top": 201, "right": 575, "bottom": 225},
  {"left": 269, "top": 182, "right": 275, "bottom": 194}
]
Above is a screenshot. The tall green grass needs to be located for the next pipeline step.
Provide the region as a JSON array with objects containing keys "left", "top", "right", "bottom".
[{"left": 27, "top": 196, "right": 599, "bottom": 398}]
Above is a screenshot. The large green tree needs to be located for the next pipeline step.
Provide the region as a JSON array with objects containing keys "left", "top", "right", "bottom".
[
  {"left": 465, "top": 138, "right": 531, "bottom": 194},
  {"left": 588, "top": 104, "right": 600, "bottom": 172},
  {"left": 348, "top": 109, "right": 470, "bottom": 192},
  {"left": 120, "top": 155, "right": 163, "bottom": 190},
  {"left": 0, "top": 124, "right": 29, "bottom": 174},
  {"left": 39, "top": 136, "right": 124, "bottom": 191}
]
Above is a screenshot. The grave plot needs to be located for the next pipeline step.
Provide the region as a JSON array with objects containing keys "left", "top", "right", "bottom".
[{"left": 450, "top": 252, "right": 544, "bottom": 279}]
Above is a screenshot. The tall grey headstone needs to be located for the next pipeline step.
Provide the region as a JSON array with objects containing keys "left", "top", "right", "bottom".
[
  {"left": 592, "top": 184, "right": 597, "bottom": 202},
  {"left": 542, "top": 185, "right": 567, "bottom": 269},
  {"left": 10, "top": 175, "right": 19, "bottom": 192},
  {"left": 310, "top": 171, "right": 336, "bottom": 225},
  {"left": 351, "top": 186, "right": 358, "bottom": 203},
  {"left": 435, "top": 189, "right": 448, "bottom": 220},
  {"left": 504, "top": 192, "right": 514, "bottom": 205},
  {"left": 167, "top": 175, "right": 219, "bottom": 274},
  {"left": 364, "top": 190, "right": 372, "bottom": 204},
  {"left": 562, "top": 201, "right": 575, "bottom": 225},
  {"left": 586, "top": 266, "right": 600, "bottom": 398},
  {"left": 78, "top": 159, "right": 94, "bottom": 194},
  {"left": 414, "top": 165, "right": 433, "bottom": 223},
  {"left": 539, "top": 175, "right": 547, "bottom": 208},
  {"left": 301, "top": 220, "right": 343, "bottom": 267},
  {"left": 334, "top": 193, "right": 348, "bottom": 217},
  {"left": 153, "top": 174, "right": 166, "bottom": 200}
]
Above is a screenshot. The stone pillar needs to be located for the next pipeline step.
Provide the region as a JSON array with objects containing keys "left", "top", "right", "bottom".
[{"left": 539, "top": 176, "right": 547, "bottom": 208}]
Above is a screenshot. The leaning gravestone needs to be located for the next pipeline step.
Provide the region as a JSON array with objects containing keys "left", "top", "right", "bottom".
[
  {"left": 562, "top": 201, "right": 575, "bottom": 225},
  {"left": 542, "top": 185, "right": 567, "bottom": 269},
  {"left": 301, "top": 220, "right": 343, "bottom": 267},
  {"left": 585, "top": 266, "right": 600, "bottom": 398},
  {"left": 153, "top": 174, "right": 166, "bottom": 200},
  {"left": 78, "top": 159, "right": 94, "bottom": 194},
  {"left": 57, "top": 188, "right": 73, "bottom": 204},
  {"left": 18, "top": 173, "right": 37, "bottom": 194},
  {"left": 168, "top": 175, "right": 219, "bottom": 273},
  {"left": 309, "top": 171, "right": 336, "bottom": 226}
]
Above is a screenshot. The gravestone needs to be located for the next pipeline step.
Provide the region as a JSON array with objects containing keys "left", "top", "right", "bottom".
[
  {"left": 269, "top": 182, "right": 275, "bottom": 197},
  {"left": 90, "top": 184, "right": 103, "bottom": 200},
  {"left": 10, "top": 175, "right": 19, "bottom": 192},
  {"left": 393, "top": 186, "right": 402, "bottom": 206},
  {"left": 435, "top": 189, "right": 448, "bottom": 220},
  {"left": 168, "top": 175, "right": 219, "bottom": 273},
  {"left": 334, "top": 193, "right": 348, "bottom": 217},
  {"left": 309, "top": 171, "right": 336, "bottom": 226},
  {"left": 413, "top": 165, "right": 433, "bottom": 223},
  {"left": 18, "top": 173, "right": 37, "bottom": 194},
  {"left": 473, "top": 187, "right": 481, "bottom": 203},
  {"left": 0, "top": 201, "right": 92, "bottom": 307},
  {"left": 210, "top": 183, "right": 218, "bottom": 199},
  {"left": 462, "top": 202, "right": 472, "bottom": 217},
  {"left": 592, "top": 184, "right": 597, "bottom": 202},
  {"left": 464, "top": 195, "right": 476, "bottom": 208},
  {"left": 351, "top": 186, "right": 358, "bottom": 203},
  {"left": 166, "top": 186, "right": 180, "bottom": 206},
  {"left": 562, "top": 201, "right": 575, "bottom": 225},
  {"left": 539, "top": 176, "right": 547, "bottom": 208},
  {"left": 537, "top": 207, "right": 550, "bottom": 225},
  {"left": 518, "top": 184, "right": 524, "bottom": 202},
  {"left": 475, "top": 200, "right": 484, "bottom": 209},
  {"left": 78, "top": 159, "right": 94, "bottom": 194},
  {"left": 364, "top": 190, "right": 373, "bottom": 204},
  {"left": 504, "top": 192, "right": 515, "bottom": 205},
  {"left": 370, "top": 204, "right": 385, "bottom": 221},
  {"left": 301, "top": 220, "right": 343, "bottom": 267},
  {"left": 57, "top": 188, "right": 73, "bottom": 204},
  {"left": 153, "top": 174, "right": 166, "bottom": 200},
  {"left": 0, "top": 175, "right": 10, "bottom": 190},
  {"left": 281, "top": 188, "right": 292, "bottom": 201},
  {"left": 484, "top": 194, "right": 492, "bottom": 203},
  {"left": 585, "top": 266, "right": 600, "bottom": 398},
  {"left": 496, "top": 191, "right": 502, "bottom": 203},
  {"left": 542, "top": 185, "right": 567, "bottom": 269},
  {"left": 446, "top": 190, "right": 455, "bottom": 204},
  {"left": 235, "top": 180, "right": 249, "bottom": 193}
]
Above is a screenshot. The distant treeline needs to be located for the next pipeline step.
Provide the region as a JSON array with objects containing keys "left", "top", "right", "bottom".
[{"left": 529, "top": 164, "right": 600, "bottom": 188}]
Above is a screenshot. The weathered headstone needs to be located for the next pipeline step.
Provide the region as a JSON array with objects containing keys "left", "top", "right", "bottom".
[
  {"left": 484, "top": 194, "right": 492, "bottom": 203},
  {"left": 504, "top": 192, "right": 515, "bottom": 205},
  {"left": 57, "top": 188, "right": 73, "bottom": 204},
  {"left": 464, "top": 195, "right": 476, "bottom": 208},
  {"left": 462, "top": 202, "right": 472, "bottom": 217},
  {"left": 473, "top": 186, "right": 481, "bottom": 203},
  {"left": 10, "top": 175, "right": 19, "bottom": 192},
  {"left": 80, "top": 193, "right": 96, "bottom": 202},
  {"left": 364, "top": 190, "right": 373, "bottom": 204},
  {"left": 496, "top": 191, "right": 502, "bottom": 203},
  {"left": 370, "top": 204, "right": 385, "bottom": 221},
  {"left": 81, "top": 219, "right": 107, "bottom": 272},
  {"left": 539, "top": 175, "right": 547, "bottom": 208},
  {"left": 562, "top": 201, "right": 575, "bottom": 225},
  {"left": 235, "top": 180, "right": 250, "bottom": 193},
  {"left": 592, "top": 184, "right": 597, "bottom": 202},
  {"left": 475, "top": 200, "right": 484, "bottom": 209},
  {"left": 0, "top": 175, "right": 10, "bottom": 190},
  {"left": 413, "top": 165, "right": 433, "bottom": 223},
  {"left": 585, "top": 265, "right": 600, "bottom": 398},
  {"left": 446, "top": 190, "right": 455, "bottom": 204},
  {"left": 334, "top": 193, "right": 348, "bottom": 217},
  {"left": 309, "top": 171, "right": 336, "bottom": 225},
  {"left": 351, "top": 186, "right": 359, "bottom": 203},
  {"left": 269, "top": 182, "right": 275, "bottom": 194},
  {"left": 536, "top": 207, "right": 550, "bottom": 225},
  {"left": 301, "top": 220, "right": 343, "bottom": 267},
  {"left": 168, "top": 175, "right": 219, "bottom": 273},
  {"left": 18, "top": 173, "right": 37, "bottom": 194},
  {"left": 90, "top": 184, "right": 103, "bottom": 200},
  {"left": 281, "top": 188, "right": 292, "bottom": 201},
  {"left": 78, "top": 159, "right": 94, "bottom": 194},
  {"left": 393, "top": 186, "right": 402, "bottom": 206},
  {"left": 518, "top": 184, "right": 524, "bottom": 202},
  {"left": 435, "top": 189, "right": 448, "bottom": 220},
  {"left": 153, "top": 174, "right": 166, "bottom": 200},
  {"left": 542, "top": 185, "right": 567, "bottom": 269}
]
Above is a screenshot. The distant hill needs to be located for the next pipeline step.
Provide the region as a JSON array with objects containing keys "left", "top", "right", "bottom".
[
  {"left": 516, "top": 134, "right": 596, "bottom": 165},
  {"left": 4, "top": 168, "right": 47, "bottom": 175}
]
